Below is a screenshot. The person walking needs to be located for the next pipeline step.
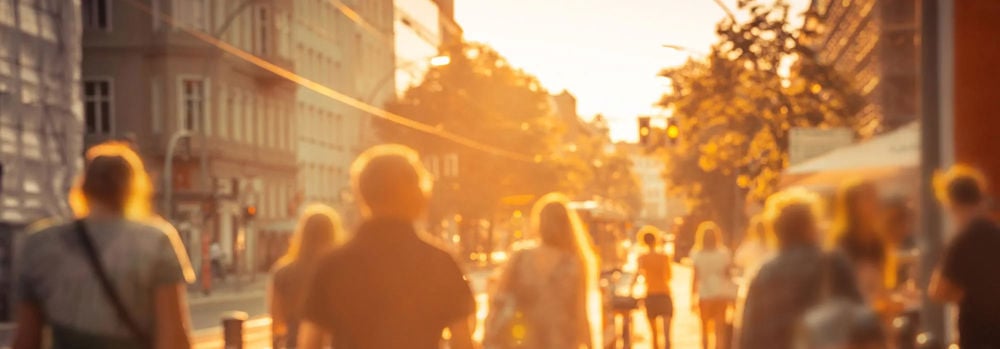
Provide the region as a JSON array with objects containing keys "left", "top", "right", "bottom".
[
  {"left": 485, "top": 193, "right": 598, "bottom": 349},
  {"left": 13, "top": 141, "right": 195, "bottom": 349},
  {"left": 297, "top": 144, "right": 475, "bottom": 349},
  {"left": 690, "top": 221, "right": 736, "bottom": 349},
  {"left": 210, "top": 241, "right": 225, "bottom": 282},
  {"left": 269, "top": 204, "right": 344, "bottom": 349},
  {"left": 634, "top": 226, "right": 673, "bottom": 349},
  {"left": 830, "top": 179, "right": 896, "bottom": 312},
  {"left": 740, "top": 188, "right": 865, "bottom": 349},
  {"left": 930, "top": 165, "right": 1000, "bottom": 348}
]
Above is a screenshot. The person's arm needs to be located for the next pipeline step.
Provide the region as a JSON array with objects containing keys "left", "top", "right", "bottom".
[
  {"left": 154, "top": 284, "right": 192, "bottom": 349},
  {"left": 11, "top": 302, "right": 43, "bottom": 349},
  {"left": 690, "top": 267, "right": 700, "bottom": 313},
  {"left": 297, "top": 321, "right": 326, "bottom": 349},
  {"left": 929, "top": 268, "right": 964, "bottom": 303},
  {"left": 930, "top": 234, "right": 969, "bottom": 304},
  {"left": 447, "top": 315, "right": 476, "bottom": 349},
  {"left": 267, "top": 278, "right": 287, "bottom": 347}
]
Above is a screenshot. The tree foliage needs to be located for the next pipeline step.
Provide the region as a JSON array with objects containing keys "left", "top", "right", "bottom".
[
  {"left": 658, "top": 0, "right": 867, "bottom": 233},
  {"left": 379, "top": 43, "right": 641, "bottom": 223}
]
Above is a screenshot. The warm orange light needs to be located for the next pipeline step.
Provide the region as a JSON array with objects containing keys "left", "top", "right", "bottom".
[
  {"left": 640, "top": 127, "right": 650, "bottom": 137},
  {"left": 429, "top": 55, "right": 451, "bottom": 67},
  {"left": 247, "top": 205, "right": 257, "bottom": 216},
  {"left": 666, "top": 124, "right": 680, "bottom": 139}
]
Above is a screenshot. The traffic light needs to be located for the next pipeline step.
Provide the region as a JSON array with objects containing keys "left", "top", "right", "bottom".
[
  {"left": 637, "top": 116, "right": 651, "bottom": 145},
  {"left": 243, "top": 205, "right": 257, "bottom": 220},
  {"left": 666, "top": 119, "right": 680, "bottom": 145}
]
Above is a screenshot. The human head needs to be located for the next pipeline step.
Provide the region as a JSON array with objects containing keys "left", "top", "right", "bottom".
[
  {"left": 765, "top": 188, "right": 822, "bottom": 249},
  {"left": 70, "top": 141, "right": 153, "bottom": 218},
  {"left": 349, "top": 144, "right": 432, "bottom": 221},
  {"left": 280, "top": 203, "right": 343, "bottom": 265},
  {"left": 834, "top": 178, "right": 882, "bottom": 238},
  {"left": 935, "top": 164, "right": 989, "bottom": 228},
  {"left": 638, "top": 225, "right": 660, "bottom": 250},
  {"left": 533, "top": 193, "right": 580, "bottom": 251},
  {"left": 693, "top": 221, "right": 724, "bottom": 252}
]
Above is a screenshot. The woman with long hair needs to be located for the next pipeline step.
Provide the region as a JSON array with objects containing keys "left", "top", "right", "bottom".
[
  {"left": 485, "top": 193, "right": 599, "bottom": 349},
  {"left": 269, "top": 204, "right": 344, "bottom": 349},
  {"left": 635, "top": 226, "right": 673, "bottom": 349},
  {"left": 14, "top": 141, "right": 194, "bottom": 349},
  {"left": 690, "top": 221, "right": 735, "bottom": 349},
  {"left": 830, "top": 179, "right": 896, "bottom": 308}
]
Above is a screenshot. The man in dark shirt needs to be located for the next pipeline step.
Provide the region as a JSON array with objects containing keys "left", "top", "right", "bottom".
[
  {"left": 740, "top": 189, "right": 863, "bottom": 349},
  {"left": 298, "top": 145, "right": 475, "bottom": 349},
  {"left": 931, "top": 165, "right": 1000, "bottom": 348}
]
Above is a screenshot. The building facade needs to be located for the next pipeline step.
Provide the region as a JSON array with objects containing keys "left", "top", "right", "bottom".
[
  {"left": 82, "top": 0, "right": 298, "bottom": 274},
  {"left": 806, "top": 0, "right": 919, "bottom": 136},
  {"left": 627, "top": 147, "right": 671, "bottom": 229},
  {"left": 292, "top": 0, "right": 395, "bottom": 224},
  {"left": 394, "top": 0, "right": 444, "bottom": 95},
  {"left": 0, "top": 0, "right": 84, "bottom": 322}
]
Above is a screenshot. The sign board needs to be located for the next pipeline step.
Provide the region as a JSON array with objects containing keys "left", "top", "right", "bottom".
[{"left": 789, "top": 127, "right": 854, "bottom": 166}]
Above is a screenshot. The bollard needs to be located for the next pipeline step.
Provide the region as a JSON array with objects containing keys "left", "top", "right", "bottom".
[{"left": 222, "top": 311, "right": 249, "bottom": 349}]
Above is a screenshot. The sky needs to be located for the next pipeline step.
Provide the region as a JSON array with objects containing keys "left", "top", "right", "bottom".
[{"left": 455, "top": 0, "right": 808, "bottom": 142}]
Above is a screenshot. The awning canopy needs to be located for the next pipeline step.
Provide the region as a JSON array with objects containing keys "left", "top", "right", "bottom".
[{"left": 781, "top": 122, "right": 920, "bottom": 192}]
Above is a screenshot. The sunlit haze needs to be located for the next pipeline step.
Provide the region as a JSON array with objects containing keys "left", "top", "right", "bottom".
[{"left": 457, "top": 0, "right": 808, "bottom": 142}]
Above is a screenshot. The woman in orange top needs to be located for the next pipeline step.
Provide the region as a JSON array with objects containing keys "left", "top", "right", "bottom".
[{"left": 636, "top": 226, "right": 673, "bottom": 349}]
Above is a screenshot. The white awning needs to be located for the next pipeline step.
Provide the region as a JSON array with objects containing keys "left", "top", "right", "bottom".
[{"left": 781, "top": 122, "right": 920, "bottom": 191}]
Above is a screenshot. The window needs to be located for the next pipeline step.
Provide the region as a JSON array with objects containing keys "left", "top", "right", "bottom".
[
  {"left": 84, "top": 79, "right": 113, "bottom": 134},
  {"left": 179, "top": 78, "right": 206, "bottom": 131},
  {"left": 219, "top": 86, "right": 230, "bottom": 139},
  {"left": 254, "top": 5, "right": 270, "bottom": 55},
  {"left": 233, "top": 90, "right": 244, "bottom": 142},
  {"left": 82, "top": 0, "right": 111, "bottom": 30},
  {"left": 174, "top": 0, "right": 209, "bottom": 31}
]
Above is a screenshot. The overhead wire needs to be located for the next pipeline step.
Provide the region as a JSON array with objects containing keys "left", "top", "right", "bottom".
[{"left": 120, "top": 0, "right": 535, "bottom": 163}]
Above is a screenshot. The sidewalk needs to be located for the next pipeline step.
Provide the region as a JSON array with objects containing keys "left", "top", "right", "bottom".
[{"left": 188, "top": 273, "right": 268, "bottom": 306}]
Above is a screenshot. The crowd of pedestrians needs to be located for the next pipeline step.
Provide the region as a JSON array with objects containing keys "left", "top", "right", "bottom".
[{"left": 8, "top": 140, "right": 1000, "bottom": 349}]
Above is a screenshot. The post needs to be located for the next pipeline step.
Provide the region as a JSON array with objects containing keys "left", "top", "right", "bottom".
[
  {"left": 222, "top": 311, "right": 249, "bottom": 349},
  {"left": 917, "top": 0, "right": 945, "bottom": 344}
]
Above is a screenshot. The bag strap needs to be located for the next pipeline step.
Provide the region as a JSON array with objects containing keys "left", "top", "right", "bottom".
[{"left": 74, "top": 220, "right": 152, "bottom": 345}]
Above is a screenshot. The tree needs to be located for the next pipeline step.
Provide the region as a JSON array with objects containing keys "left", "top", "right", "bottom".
[
  {"left": 378, "top": 42, "right": 566, "bottom": 223},
  {"left": 657, "top": 0, "right": 866, "bottom": 235}
]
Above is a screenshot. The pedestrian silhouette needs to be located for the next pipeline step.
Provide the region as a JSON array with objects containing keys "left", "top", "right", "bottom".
[
  {"left": 13, "top": 141, "right": 194, "bottom": 349},
  {"left": 297, "top": 144, "right": 475, "bottom": 349}
]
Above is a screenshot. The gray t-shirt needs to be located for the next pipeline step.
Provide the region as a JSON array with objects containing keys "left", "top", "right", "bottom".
[{"left": 17, "top": 218, "right": 194, "bottom": 347}]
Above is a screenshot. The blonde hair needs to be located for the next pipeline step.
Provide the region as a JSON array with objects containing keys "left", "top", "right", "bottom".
[
  {"left": 934, "top": 164, "right": 988, "bottom": 206},
  {"left": 530, "top": 193, "right": 601, "bottom": 347},
  {"left": 763, "top": 187, "right": 823, "bottom": 249},
  {"left": 637, "top": 225, "right": 662, "bottom": 249},
  {"left": 692, "top": 221, "right": 726, "bottom": 253},
  {"left": 277, "top": 203, "right": 344, "bottom": 267},
  {"left": 69, "top": 141, "right": 154, "bottom": 219}
]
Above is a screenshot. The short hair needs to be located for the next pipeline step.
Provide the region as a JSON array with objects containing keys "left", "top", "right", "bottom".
[
  {"left": 935, "top": 164, "right": 988, "bottom": 207},
  {"left": 637, "top": 225, "right": 660, "bottom": 247},
  {"left": 349, "top": 144, "right": 432, "bottom": 210},
  {"left": 764, "top": 187, "right": 823, "bottom": 248},
  {"left": 82, "top": 155, "right": 134, "bottom": 214}
]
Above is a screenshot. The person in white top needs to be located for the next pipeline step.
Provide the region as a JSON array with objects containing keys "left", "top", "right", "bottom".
[{"left": 690, "top": 221, "right": 736, "bottom": 349}]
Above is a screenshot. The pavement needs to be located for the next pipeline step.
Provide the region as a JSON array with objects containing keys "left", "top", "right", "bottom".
[
  {"left": 185, "top": 265, "right": 708, "bottom": 348},
  {"left": 188, "top": 274, "right": 269, "bottom": 330}
]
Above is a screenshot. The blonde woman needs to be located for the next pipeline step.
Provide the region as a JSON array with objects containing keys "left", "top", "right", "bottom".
[
  {"left": 269, "top": 204, "right": 344, "bottom": 349},
  {"left": 14, "top": 142, "right": 194, "bottom": 349},
  {"left": 690, "top": 221, "right": 735, "bottom": 349},
  {"left": 485, "top": 193, "right": 600, "bottom": 349}
]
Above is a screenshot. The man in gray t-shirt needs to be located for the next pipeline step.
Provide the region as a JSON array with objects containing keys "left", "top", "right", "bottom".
[{"left": 17, "top": 218, "right": 194, "bottom": 347}]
